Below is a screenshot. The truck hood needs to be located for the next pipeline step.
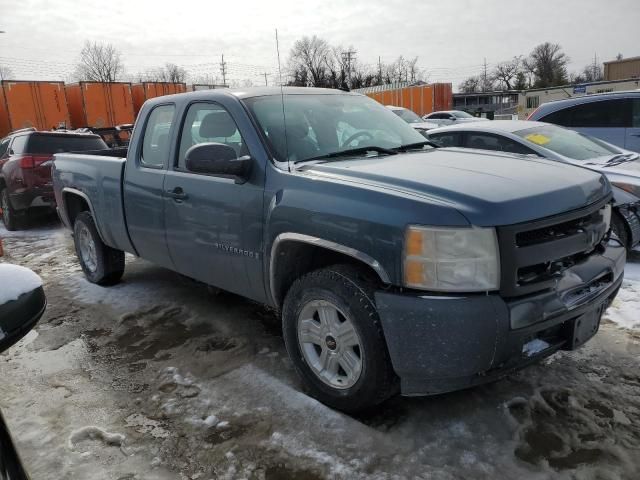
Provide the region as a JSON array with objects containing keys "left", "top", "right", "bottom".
[{"left": 301, "top": 148, "right": 609, "bottom": 226}]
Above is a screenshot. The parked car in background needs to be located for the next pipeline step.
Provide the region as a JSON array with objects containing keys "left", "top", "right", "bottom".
[
  {"left": 426, "top": 120, "right": 640, "bottom": 248},
  {"left": 0, "top": 128, "right": 108, "bottom": 230},
  {"left": 53, "top": 87, "right": 624, "bottom": 412},
  {"left": 386, "top": 106, "right": 439, "bottom": 136},
  {"left": 0, "top": 263, "right": 46, "bottom": 480},
  {"left": 527, "top": 91, "right": 640, "bottom": 153},
  {"left": 422, "top": 110, "right": 488, "bottom": 126}
]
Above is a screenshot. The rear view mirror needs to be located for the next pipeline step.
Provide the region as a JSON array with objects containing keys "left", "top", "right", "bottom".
[
  {"left": 0, "top": 265, "right": 45, "bottom": 354},
  {"left": 185, "top": 143, "right": 251, "bottom": 183}
]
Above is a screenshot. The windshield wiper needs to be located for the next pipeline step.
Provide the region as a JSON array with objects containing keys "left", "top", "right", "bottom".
[
  {"left": 297, "top": 146, "right": 397, "bottom": 164},
  {"left": 393, "top": 140, "right": 439, "bottom": 152},
  {"left": 603, "top": 154, "right": 634, "bottom": 166}
]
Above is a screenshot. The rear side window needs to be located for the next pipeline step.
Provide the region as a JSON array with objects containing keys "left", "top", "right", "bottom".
[
  {"left": 26, "top": 135, "right": 108, "bottom": 154},
  {"left": 142, "top": 104, "right": 176, "bottom": 168},
  {"left": 542, "top": 99, "right": 631, "bottom": 128},
  {"left": 428, "top": 132, "right": 462, "bottom": 147},
  {"left": 466, "top": 133, "right": 537, "bottom": 155},
  {"left": 10, "top": 135, "right": 28, "bottom": 154},
  {"left": 633, "top": 99, "right": 640, "bottom": 128}
]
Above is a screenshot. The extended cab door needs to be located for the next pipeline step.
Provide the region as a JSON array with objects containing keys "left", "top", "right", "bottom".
[
  {"left": 123, "top": 103, "right": 176, "bottom": 269},
  {"left": 163, "top": 100, "right": 265, "bottom": 300}
]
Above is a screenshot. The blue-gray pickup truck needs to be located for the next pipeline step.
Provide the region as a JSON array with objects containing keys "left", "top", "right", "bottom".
[{"left": 53, "top": 87, "right": 625, "bottom": 412}]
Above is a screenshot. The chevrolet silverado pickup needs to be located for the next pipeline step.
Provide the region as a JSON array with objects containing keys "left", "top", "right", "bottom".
[{"left": 52, "top": 87, "right": 625, "bottom": 412}]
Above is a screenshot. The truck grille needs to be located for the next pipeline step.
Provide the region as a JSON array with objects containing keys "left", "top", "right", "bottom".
[{"left": 497, "top": 196, "right": 611, "bottom": 298}]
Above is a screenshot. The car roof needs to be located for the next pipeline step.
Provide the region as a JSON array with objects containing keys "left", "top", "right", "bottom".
[
  {"left": 7, "top": 130, "right": 102, "bottom": 139},
  {"left": 534, "top": 90, "right": 640, "bottom": 113},
  {"left": 147, "top": 86, "right": 361, "bottom": 105},
  {"left": 426, "top": 110, "right": 464, "bottom": 115},
  {"left": 428, "top": 120, "right": 548, "bottom": 134}
]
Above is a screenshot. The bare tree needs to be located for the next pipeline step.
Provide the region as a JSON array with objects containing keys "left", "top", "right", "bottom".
[
  {"left": 458, "top": 75, "right": 481, "bottom": 93},
  {"left": 76, "top": 41, "right": 124, "bottom": 82},
  {"left": 161, "top": 63, "right": 186, "bottom": 83},
  {"left": 0, "top": 64, "right": 13, "bottom": 81},
  {"left": 492, "top": 57, "right": 521, "bottom": 90},
  {"left": 288, "top": 36, "right": 331, "bottom": 87},
  {"left": 525, "top": 42, "right": 569, "bottom": 88}
]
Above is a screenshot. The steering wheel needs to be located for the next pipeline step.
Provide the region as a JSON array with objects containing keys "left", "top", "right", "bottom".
[{"left": 342, "top": 131, "right": 374, "bottom": 148}]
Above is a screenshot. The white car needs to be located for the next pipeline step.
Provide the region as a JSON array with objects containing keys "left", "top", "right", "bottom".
[
  {"left": 386, "top": 106, "right": 439, "bottom": 136},
  {"left": 422, "top": 110, "right": 489, "bottom": 126},
  {"left": 426, "top": 120, "right": 640, "bottom": 248}
]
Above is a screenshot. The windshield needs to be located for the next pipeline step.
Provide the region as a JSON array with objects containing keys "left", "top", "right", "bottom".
[
  {"left": 514, "top": 125, "right": 620, "bottom": 160},
  {"left": 243, "top": 94, "right": 426, "bottom": 163},
  {"left": 452, "top": 111, "right": 474, "bottom": 119},
  {"left": 392, "top": 108, "right": 423, "bottom": 124}
]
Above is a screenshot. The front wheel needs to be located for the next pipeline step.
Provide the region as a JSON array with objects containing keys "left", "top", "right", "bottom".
[
  {"left": 282, "top": 265, "right": 398, "bottom": 413},
  {"left": 73, "top": 211, "right": 125, "bottom": 285}
]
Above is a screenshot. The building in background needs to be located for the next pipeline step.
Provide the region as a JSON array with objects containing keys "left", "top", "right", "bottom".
[
  {"left": 452, "top": 91, "right": 519, "bottom": 119},
  {"left": 604, "top": 56, "right": 640, "bottom": 81}
]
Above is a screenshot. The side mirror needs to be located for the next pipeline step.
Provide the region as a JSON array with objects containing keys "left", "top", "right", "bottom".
[
  {"left": 185, "top": 142, "right": 251, "bottom": 183},
  {"left": 450, "top": 117, "right": 457, "bottom": 121},
  {"left": 0, "top": 265, "right": 45, "bottom": 354}
]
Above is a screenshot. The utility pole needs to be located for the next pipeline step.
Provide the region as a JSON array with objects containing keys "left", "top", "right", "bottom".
[
  {"left": 262, "top": 72, "right": 269, "bottom": 86},
  {"left": 378, "top": 56, "right": 383, "bottom": 84},
  {"left": 220, "top": 54, "right": 227, "bottom": 86},
  {"left": 483, "top": 57, "right": 488, "bottom": 92},
  {"left": 342, "top": 49, "right": 356, "bottom": 86}
]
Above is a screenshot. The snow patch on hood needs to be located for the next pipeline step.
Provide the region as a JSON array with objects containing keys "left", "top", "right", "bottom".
[{"left": 0, "top": 263, "right": 43, "bottom": 305}]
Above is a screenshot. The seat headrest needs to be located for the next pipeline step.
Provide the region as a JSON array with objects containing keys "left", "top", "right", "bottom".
[{"left": 199, "top": 111, "right": 237, "bottom": 138}]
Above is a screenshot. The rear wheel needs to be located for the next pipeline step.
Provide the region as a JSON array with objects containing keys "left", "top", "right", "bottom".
[
  {"left": 1, "top": 188, "right": 23, "bottom": 231},
  {"left": 73, "top": 211, "right": 125, "bottom": 285},
  {"left": 611, "top": 211, "right": 630, "bottom": 249},
  {"left": 282, "top": 264, "right": 398, "bottom": 412}
]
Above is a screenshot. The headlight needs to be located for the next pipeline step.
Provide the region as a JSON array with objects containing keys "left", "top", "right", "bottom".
[{"left": 404, "top": 226, "right": 500, "bottom": 292}]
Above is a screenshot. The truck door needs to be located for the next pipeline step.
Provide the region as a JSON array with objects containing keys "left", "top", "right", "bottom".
[
  {"left": 123, "top": 103, "right": 176, "bottom": 269},
  {"left": 163, "top": 101, "right": 265, "bottom": 300}
]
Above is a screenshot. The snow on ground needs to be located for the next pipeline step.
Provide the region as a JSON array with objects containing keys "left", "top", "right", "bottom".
[
  {"left": 0, "top": 263, "right": 42, "bottom": 304},
  {"left": 1, "top": 220, "right": 640, "bottom": 479},
  {"left": 603, "top": 256, "right": 640, "bottom": 331}
]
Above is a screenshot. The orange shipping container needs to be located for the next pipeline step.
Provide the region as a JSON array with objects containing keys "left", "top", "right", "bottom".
[
  {"left": 364, "top": 83, "right": 452, "bottom": 117},
  {"left": 0, "top": 81, "right": 70, "bottom": 138},
  {"left": 65, "top": 82, "right": 135, "bottom": 129},
  {"left": 132, "top": 82, "right": 187, "bottom": 115}
]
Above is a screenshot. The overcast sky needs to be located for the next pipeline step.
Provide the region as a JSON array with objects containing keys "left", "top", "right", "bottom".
[{"left": 1, "top": 0, "right": 638, "bottom": 89}]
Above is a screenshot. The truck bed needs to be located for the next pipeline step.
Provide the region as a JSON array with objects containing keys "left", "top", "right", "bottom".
[{"left": 52, "top": 151, "right": 135, "bottom": 254}]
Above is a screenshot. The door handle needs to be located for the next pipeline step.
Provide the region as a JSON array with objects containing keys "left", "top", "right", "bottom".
[{"left": 166, "top": 187, "right": 188, "bottom": 201}]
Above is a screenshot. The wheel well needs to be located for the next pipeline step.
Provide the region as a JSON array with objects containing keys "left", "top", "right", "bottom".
[
  {"left": 64, "top": 192, "right": 91, "bottom": 226},
  {"left": 271, "top": 241, "right": 384, "bottom": 308}
]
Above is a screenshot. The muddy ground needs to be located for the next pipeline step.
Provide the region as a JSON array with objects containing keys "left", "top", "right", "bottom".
[{"left": 1, "top": 219, "right": 639, "bottom": 480}]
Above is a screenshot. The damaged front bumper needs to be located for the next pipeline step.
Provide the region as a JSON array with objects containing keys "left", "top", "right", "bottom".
[{"left": 375, "top": 240, "right": 626, "bottom": 396}]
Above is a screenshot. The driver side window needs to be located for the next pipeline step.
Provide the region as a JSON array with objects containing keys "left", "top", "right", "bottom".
[{"left": 177, "top": 103, "right": 246, "bottom": 171}]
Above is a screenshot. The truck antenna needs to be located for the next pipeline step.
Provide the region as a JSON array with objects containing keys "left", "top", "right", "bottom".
[{"left": 276, "top": 28, "right": 291, "bottom": 172}]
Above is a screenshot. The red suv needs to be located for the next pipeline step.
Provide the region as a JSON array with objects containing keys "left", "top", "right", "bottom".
[{"left": 0, "top": 129, "right": 107, "bottom": 230}]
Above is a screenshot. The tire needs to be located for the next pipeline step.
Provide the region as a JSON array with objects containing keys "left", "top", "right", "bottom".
[
  {"left": 611, "top": 211, "right": 630, "bottom": 249},
  {"left": 282, "top": 264, "right": 398, "bottom": 413},
  {"left": 73, "top": 211, "right": 125, "bottom": 285},
  {"left": 1, "top": 188, "right": 23, "bottom": 231}
]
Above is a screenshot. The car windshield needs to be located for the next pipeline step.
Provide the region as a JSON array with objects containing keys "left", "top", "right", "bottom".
[
  {"left": 513, "top": 125, "right": 620, "bottom": 160},
  {"left": 452, "top": 111, "right": 474, "bottom": 119},
  {"left": 243, "top": 94, "right": 426, "bottom": 163},
  {"left": 392, "top": 108, "right": 424, "bottom": 124}
]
